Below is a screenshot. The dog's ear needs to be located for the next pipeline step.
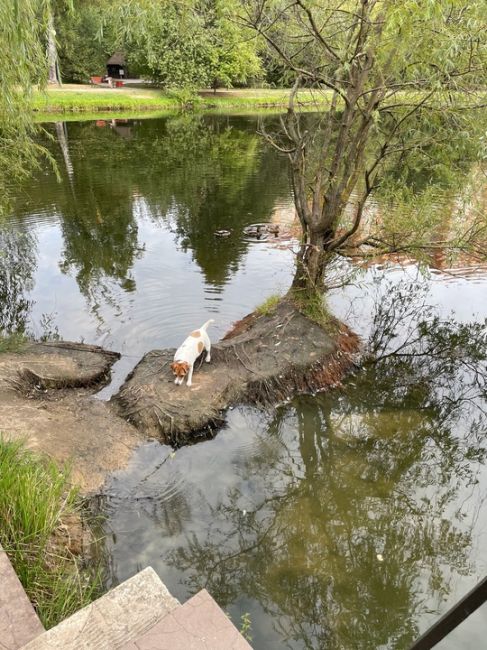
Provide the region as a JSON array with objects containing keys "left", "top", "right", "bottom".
[
  {"left": 170, "top": 362, "right": 178, "bottom": 373},
  {"left": 181, "top": 362, "right": 190, "bottom": 374}
]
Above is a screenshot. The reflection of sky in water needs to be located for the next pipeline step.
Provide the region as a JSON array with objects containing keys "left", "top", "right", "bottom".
[
  {"left": 329, "top": 263, "right": 487, "bottom": 331},
  {"left": 328, "top": 264, "right": 487, "bottom": 650},
  {"left": 3, "top": 114, "right": 296, "bottom": 394}
]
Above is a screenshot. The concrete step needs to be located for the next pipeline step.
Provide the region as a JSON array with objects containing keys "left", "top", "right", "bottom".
[
  {"left": 20, "top": 567, "right": 179, "bottom": 650},
  {"left": 0, "top": 544, "right": 45, "bottom": 650},
  {"left": 120, "top": 589, "right": 252, "bottom": 650}
]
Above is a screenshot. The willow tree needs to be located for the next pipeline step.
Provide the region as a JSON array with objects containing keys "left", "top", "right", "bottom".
[
  {"left": 241, "top": 0, "right": 487, "bottom": 296},
  {"left": 0, "top": 0, "right": 51, "bottom": 215}
]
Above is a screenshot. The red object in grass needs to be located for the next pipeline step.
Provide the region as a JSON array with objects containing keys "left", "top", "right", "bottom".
[{"left": 115, "top": 80, "right": 124, "bottom": 88}]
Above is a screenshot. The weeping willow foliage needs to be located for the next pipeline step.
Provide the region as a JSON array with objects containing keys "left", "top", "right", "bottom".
[{"left": 0, "top": 0, "right": 52, "bottom": 216}]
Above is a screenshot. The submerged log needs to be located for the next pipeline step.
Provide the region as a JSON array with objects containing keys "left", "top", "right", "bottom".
[{"left": 112, "top": 301, "right": 361, "bottom": 445}]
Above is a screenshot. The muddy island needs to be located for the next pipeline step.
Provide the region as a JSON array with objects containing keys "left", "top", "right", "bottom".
[
  {"left": 113, "top": 300, "right": 360, "bottom": 445},
  {"left": 0, "top": 303, "right": 360, "bottom": 491}
]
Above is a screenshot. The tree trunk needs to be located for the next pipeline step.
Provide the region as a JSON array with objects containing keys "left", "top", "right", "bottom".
[
  {"left": 47, "top": 10, "right": 60, "bottom": 85},
  {"left": 291, "top": 230, "right": 326, "bottom": 294}
]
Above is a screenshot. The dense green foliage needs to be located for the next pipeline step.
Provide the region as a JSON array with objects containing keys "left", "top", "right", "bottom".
[
  {"left": 0, "top": 439, "right": 100, "bottom": 628},
  {"left": 0, "top": 0, "right": 51, "bottom": 215},
  {"left": 53, "top": 0, "right": 263, "bottom": 87},
  {"left": 110, "top": 0, "right": 262, "bottom": 88},
  {"left": 242, "top": 0, "right": 487, "bottom": 291},
  {"left": 56, "top": 2, "right": 111, "bottom": 82}
]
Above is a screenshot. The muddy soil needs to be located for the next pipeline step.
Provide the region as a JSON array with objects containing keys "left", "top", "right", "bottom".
[
  {"left": 0, "top": 309, "right": 360, "bottom": 491},
  {"left": 112, "top": 301, "right": 361, "bottom": 445},
  {"left": 0, "top": 342, "right": 142, "bottom": 494}
]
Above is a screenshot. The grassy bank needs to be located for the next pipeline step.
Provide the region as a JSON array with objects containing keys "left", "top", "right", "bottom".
[
  {"left": 31, "top": 84, "right": 324, "bottom": 114},
  {"left": 0, "top": 438, "right": 100, "bottom": 628},
  {"left": 0, "top": 332, "right": 26, "bottom": 353}
]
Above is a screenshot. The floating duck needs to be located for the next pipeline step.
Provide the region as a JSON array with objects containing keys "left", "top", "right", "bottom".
[
  {"left": 244, "top": 223, "right": 280, "bottom": 237},
  {"left": 214, "top": 230, "right": 232, "bottom": 237},
  {"left": 243, "top": 225, "right": 259, "bottom": 236}
]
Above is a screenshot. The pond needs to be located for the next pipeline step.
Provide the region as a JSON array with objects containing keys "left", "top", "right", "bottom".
[{"left": 2, "top": 114, "right": 487, "bottom": 649}]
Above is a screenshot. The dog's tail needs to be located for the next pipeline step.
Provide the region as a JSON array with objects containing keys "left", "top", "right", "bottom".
[{"left": 200, "top": 319, "right": 215, "bottom": 331}]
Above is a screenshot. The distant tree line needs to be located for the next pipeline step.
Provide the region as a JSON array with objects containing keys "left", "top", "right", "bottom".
[{"left": 53, "top": 0, "right": 274, "bottom": 88}]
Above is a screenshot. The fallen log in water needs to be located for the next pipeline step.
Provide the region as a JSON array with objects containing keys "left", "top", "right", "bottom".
[{"left": 112, "top": 300, "right": 361, "bottom": 445}]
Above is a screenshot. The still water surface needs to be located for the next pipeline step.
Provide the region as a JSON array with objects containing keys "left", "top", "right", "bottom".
[{"left": 2, "top": 115, "right": 487, "bottom": 649}]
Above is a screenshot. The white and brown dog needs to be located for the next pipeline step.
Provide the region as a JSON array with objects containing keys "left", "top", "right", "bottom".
[{"left": 171, "top": 319, "right": 214, "bottom": 387}]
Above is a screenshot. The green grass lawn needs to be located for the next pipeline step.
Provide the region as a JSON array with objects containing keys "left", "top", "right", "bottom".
[
  {"left": 31, "top": 86, "right": 485, "bottom": 119},
  {"left": 31, "top": 84, "right": 326, "bottom": 115}
]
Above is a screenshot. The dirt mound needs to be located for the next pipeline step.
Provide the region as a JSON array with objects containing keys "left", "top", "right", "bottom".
[
  {"left": 0, "top": 314, "right": 360, "bottom": 490},
  {"left": 0, "top": 341, "right": 141, "bottom": 494},
  {"left": 112, "top": 301, "right": 360, "bottom": 445},
  {"left": 0, "top": 341, "right": 119, "bottom": 393}
]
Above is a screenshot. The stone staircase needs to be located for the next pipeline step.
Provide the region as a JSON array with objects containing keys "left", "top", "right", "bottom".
[{"left": 0, "top": 546, "right": 251, "bottom": 650}]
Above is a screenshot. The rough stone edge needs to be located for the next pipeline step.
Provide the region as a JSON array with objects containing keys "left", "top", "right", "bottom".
[
  {"left": 0, "top": 543, "right": 44, "bottom": 650},
  {"left": 121, "top": 588, "right": 252, "bottom": 650},
  {"left": 21, "top": 567, "right": 179, "bottom": 650},
  {"left": 19, "top": 342, "right": 121, "bottom": 391}
]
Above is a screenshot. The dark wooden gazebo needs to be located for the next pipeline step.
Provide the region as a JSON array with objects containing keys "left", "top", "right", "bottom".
[{"left": 106, "top": 52, "right": 127, "bottom": 79}]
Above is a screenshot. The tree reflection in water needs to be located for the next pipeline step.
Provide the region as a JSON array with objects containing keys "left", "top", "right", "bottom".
[
  {"left": 157, "top": 281, "right": 487, "bottom": 650},
  {"left": 7, "top": 115, "right": 290, "bottom": 325},
  {"left": 0, "top": 227, "right": 36, "bottom": 333}
]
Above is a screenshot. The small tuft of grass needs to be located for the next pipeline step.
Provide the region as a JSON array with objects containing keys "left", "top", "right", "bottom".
[
  {"left": 290, "top": 288, "right": 337, "bottom": 332},
  {"left": 0, "top": 438, "right": 101, "bottom": 628},
  {"left": 0, "top": 331, "right": 27, "bottom": 353},
  {"left": 256, "top": 294, "right": 281, "bottom": 316}
]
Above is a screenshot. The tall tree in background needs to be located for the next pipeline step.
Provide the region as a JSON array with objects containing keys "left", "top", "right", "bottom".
[
  {"left": 241, "top": 0, "right": 487, "bottom": 297},
  {"left": 56, "top": 1, "right": 112, "bottom": 83},
  {"left": 112, "top": 0, "right": 262, "bottom": 88},
  {"left": 47, "top": 2, "right": 60, "bottom": 84},
  {"left": 47, "top": 0, "right": 76, "bottom": 84}
]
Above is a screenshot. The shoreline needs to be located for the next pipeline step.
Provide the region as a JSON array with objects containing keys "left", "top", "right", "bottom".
[
  {"left": 28, "top": 86, "right": 456, "bottom": 123},
  {"left": 30, "top": 85, "right": 326, "bottom": 118}
]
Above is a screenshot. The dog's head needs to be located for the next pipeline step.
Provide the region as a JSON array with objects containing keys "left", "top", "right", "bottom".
[{"left": 170, "top": 361, "right": 190, "bottom": 379}]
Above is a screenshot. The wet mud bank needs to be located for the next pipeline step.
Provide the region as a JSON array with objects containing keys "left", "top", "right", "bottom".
[
  {"left": 112, "top": 301, "right": 361, "bottom": 445},
  {"left": 0, "top": 341, "right": 142, "bottom": 494},
  {"left": 0, "top": 308, "right": 360, "bottom": 490}
]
